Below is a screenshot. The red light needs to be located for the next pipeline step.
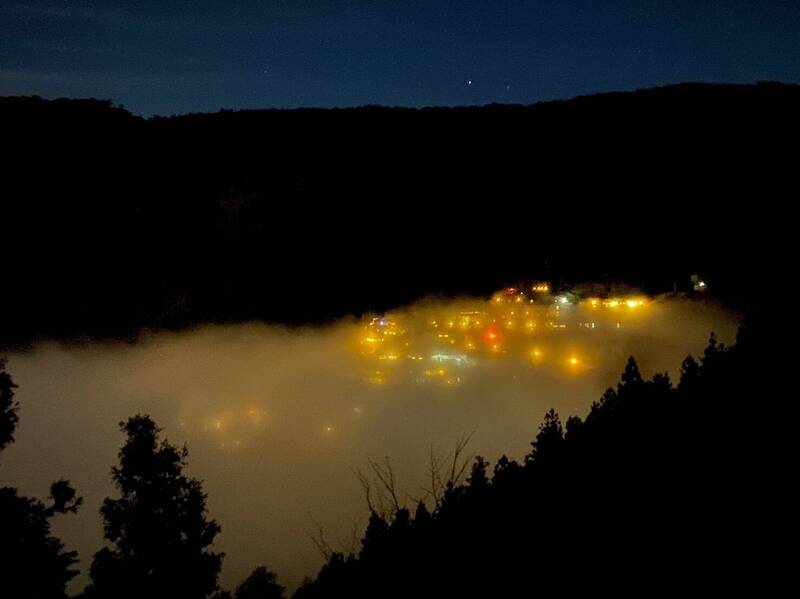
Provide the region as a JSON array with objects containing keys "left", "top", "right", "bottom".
[{"left": 483, "top": 327, "right": 501, "bottom": 344}]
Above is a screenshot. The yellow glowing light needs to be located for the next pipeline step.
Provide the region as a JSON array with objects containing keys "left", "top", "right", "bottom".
[
  {"left": 368, "top": 371, "right": 387, "bottom": 385},
  {"left": 353, "top": 285, "right": 651, "bottom": 386}
]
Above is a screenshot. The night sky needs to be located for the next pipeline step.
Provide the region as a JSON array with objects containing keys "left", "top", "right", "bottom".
[{"left": 2, "top": 0, "right": 799, "bottom": 116}]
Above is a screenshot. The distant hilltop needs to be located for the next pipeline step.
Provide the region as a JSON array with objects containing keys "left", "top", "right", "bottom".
[
  {"left": 2, "top": 80, "right": 799, "bottom": 119},
  {"left": 1, "top": 81, "right": 790, "bottom": 348}
]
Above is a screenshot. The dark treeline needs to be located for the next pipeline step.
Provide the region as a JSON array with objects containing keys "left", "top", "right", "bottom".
[
  {"left": 292, "top": 323, "right": 781, "bottom": 597},
  {"left": 1, "top": 81, "right": 793, "bottom": 348},
  {"left": 1, "top": 320, "right": 783, "bottom": 597}
]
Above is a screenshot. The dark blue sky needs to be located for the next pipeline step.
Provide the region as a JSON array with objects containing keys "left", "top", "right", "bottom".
[{"left": 2, "top": 1, "right": 798, "bottom": 115}]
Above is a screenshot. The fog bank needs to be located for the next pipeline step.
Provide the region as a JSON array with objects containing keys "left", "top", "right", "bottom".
[{"left": 1, "top": 294, "right": 738, "bottom": 593}]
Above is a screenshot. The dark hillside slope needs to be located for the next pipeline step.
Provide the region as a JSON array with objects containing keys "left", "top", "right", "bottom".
[
  {"left": 292, "top": 325, "right": 783, "bottom": 597},
  {"left": 2, "top": 82, "right": 793, "bottom": 346}
]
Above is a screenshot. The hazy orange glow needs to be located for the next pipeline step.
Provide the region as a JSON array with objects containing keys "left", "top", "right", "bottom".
[
  {"left": 353, "top": 286, "right": 654, "bottom": 386},
  {"left": 2, "top": 289, "right": 736, "bottom": 593}
]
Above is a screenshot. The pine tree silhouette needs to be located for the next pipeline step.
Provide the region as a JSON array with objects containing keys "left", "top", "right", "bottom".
[{"left": 82, "top": 415, "right": 222, "bottom": 598}]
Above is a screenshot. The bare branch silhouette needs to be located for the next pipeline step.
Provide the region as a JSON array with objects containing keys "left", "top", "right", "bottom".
[{"left": 307, "top": 518, "right": 333, "bottom": 561}]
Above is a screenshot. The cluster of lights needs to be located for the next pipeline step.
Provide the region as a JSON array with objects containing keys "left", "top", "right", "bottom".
[
  {"left": 189, "top": 286, "right": 656, "bottom": 452},
  {"left": 600, "top": 297, "right": 646, "bottom": 309},
  {"left": 355, "top": 284, "right": 651, "bottom": 386}
]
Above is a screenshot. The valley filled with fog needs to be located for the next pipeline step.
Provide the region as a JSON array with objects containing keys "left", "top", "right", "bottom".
[{"left": 1, "top": 293, "right": 738, "bottom": 592}]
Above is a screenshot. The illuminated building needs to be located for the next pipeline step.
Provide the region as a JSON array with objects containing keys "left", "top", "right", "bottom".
[
  {"left": 691, "top": 274, "right": 708, "bottom": 292},
  {"left": 352, "top": 284, "right": 654, "bottom": 385},
  {"left": 531, "top": 282, "right": 550, "bottom": 294}
]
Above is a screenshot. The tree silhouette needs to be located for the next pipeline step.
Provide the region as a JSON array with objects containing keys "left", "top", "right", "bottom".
[
  {"left": 618, "top": 355, "right": 644, "bottom": 391},
  {"left": 0, "top": 359, "right": 81, "bottom": 599},
  {"left": 526, "top": 407, "right": 563, "bottom": 464},
  {"left": 0, "top": 358, "right": 19, "bottom": 451},
  {"left": 293, "top": 326, "right": 773, "bottom": 597},
  {"left": 82, "top": 415, "right": 222, "bottom": 599},
  {"left": 233, "top": 566, "right": 286, "bottom": 599},
  {"left": 466, "top": 455, "right": 490, "bottom": 491},
  {"left": 0, "top": 484, "right": 83, "bottom": 598}
]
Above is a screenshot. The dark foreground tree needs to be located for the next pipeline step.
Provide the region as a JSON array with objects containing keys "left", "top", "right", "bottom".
[
  {"left": 233, "top": 566, "right": 286, "bottom": 599},
  {"left": 0, "top": 359, "right": 82, "bottom": 599},
  {"left": 81, "top": 415, "right": 223, "bottom": 599},
  {"left": 0, "top": 358, "right": 19, "bottom": 451}
]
